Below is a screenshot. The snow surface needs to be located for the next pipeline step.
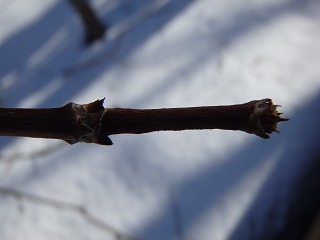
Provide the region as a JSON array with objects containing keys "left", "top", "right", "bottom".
[{"left": 0, "top": 0, "right": 320, "bottom": 239}]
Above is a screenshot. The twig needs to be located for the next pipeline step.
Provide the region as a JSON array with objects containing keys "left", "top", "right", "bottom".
[
  {"left": 68, "top": 0, "right": 107, "bottom": 45},
  {"left": 0, "top": 143, "right": 66, "bottom": 183},
  {"left": 0, "top": 142, "right": 65, "bottom": 164},
  {"left": 169, "top": 191, "right": 185, "bottom": 240},
  {"left": 63, "top": 35, "right": 124, "bottom": 77},
  {"left": 0, "top": 98, "right": 288, "bottom": 145},
  {"left": 0, "top": 187, "right": 142, "bottom": 240},
  {"left": 63, "top": 0, "right": 170, "bottom": 77}
]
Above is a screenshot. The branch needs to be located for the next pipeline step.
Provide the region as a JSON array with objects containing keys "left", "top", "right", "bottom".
[
  {"left": 68, "top": 0, "right": 106, "bottom": 45},
  {"left": 0, "top": 98, "right": 288, "bottom": 145},
  {"left": 0, "top": 187, "right": 142, "bottom": 240}
]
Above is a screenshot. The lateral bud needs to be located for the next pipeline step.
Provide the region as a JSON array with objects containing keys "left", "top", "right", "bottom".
[{"left": 68, "top": 99, "right": 112, "bottom": 145}]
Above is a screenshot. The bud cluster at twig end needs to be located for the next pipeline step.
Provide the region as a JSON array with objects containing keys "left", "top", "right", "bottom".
[{"left": 249, "top": 98, "right": 289, "bottom": 139}]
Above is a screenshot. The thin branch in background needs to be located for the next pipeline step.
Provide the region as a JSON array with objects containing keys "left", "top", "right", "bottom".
[
  {"left": 63, "top": 34, "right": 125, "bottom": 78},
  {"left": 0, "top": 142, "right": 65, "bottom": 164},
  {"left": 0, "top": 187, "right": 142, "bottom": 240},
  {"left": 64, "top": 0, "right": 170, "bottom": 77},
  {"left": 0, "top": 98, "right": 288, "bottom": 146},
  {"left": 0, "top": 143, "right": 66, "bottom": 183},
  {"left": 169, "top": 190, "right": 185, "bottom": 240},
  {"left": 68, "top": 0, "right": 107, "bottom": 45}
]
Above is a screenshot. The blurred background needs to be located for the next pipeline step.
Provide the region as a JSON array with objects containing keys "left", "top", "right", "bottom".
[{"left": 0, "top": 0, "right": 320, "bottom": 239}]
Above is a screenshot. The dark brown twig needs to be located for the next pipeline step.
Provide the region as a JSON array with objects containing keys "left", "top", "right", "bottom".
[{"left": 0, "top": 98, "right": 288, "bottom": 145}]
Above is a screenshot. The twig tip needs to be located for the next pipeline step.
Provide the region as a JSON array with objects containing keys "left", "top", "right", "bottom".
[{"left": 249, "top": 99, "right": 289, "bottom": 139}]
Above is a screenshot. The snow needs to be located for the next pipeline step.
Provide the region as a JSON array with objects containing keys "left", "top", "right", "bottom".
[{"left": 0, "top": 0, "right": 320, "bottom": 239}]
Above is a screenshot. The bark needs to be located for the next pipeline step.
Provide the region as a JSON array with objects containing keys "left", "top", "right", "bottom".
[
  {"left": 0, "top": 99, "right": 288, "bottom": 145},
  {"left": 68, "top": 0, "right": 106, "bottom": 45}
]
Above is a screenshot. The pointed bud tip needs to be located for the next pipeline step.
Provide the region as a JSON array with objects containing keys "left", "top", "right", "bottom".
[
  {"left": 250, "top": 98, "right": 289, "bottom": 139},
  {"left": 83, "top": 99, "right": 106, "bottom": 113},
  {"left": 279, "top": 118, "right": 289, "bottom": 122}
]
